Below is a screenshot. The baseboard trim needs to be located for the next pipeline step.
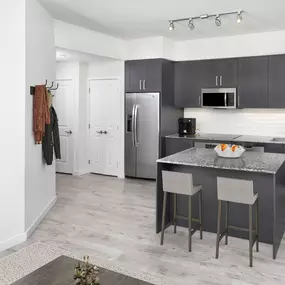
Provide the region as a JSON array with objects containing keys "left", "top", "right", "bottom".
[
  {"left": 26, "top": 196, "right": 57, "bottom": 238},
  {"left": 0, "top": 233, "right": 27, "bottom": 252},
  {"left": 73, "top": 170, "right": 89, "bottom": 176}
]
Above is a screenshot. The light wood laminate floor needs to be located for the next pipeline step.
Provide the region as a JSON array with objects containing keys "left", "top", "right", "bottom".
[{"left": 9, "top": 174, "right": 285, "bottom": 284}]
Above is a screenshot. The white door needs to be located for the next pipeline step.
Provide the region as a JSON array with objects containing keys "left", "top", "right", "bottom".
[
  {"left": 89, "top": 79, "right": 120, "bottom": 176},
  {"left": 53, "top": 79, "right": 74, "bottom": 174}
]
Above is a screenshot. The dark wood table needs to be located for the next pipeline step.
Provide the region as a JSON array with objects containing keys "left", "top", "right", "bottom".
[{"left": 12, "top": 256, "right": 153, "bottom": 285}]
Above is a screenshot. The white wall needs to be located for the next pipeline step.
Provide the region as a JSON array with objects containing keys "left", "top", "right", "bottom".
[
  {"left": 25, "top": 0, "right": 57, "bottom": 235},
  {"left": 0, "top": 0, "right": 26, "bottom": 249},
  {"left": 88, "top": 60, "right": 125, "bottom": 178},
  {"left": 184, "top": 108, "right": 285, "bottom": 137},
  {"left": 0, "top": 0, "right": 56, "bottom": 251},
  {"left": 54, "top": 20, "right": 125, "bottom": 60},
  {"left": 175, "top": 30, "right": 285, "bottom": 61},
  {"left": 76, "top": 63, "right": 89, "bottom": 175}
]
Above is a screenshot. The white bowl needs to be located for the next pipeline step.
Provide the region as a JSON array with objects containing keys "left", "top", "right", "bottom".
[{"left": 214, "top": 144, "right": 245, "bottom": 159}]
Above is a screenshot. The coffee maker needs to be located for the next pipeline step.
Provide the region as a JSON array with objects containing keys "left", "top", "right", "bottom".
[{"left": 178, "top": 118, "right": 196, "bottom": 136}]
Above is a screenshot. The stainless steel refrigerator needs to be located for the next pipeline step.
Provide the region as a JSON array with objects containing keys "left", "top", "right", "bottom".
[{"left": 125, "top": 93, "right": 160, "bottom": 179}]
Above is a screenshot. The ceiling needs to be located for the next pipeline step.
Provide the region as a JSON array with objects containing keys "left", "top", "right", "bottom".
[
  {"left": 56, "top": 48, "right": 113, "bottom": 62},
  {"left": 40, "top": 0, "right": 285, "bottom": 40}
]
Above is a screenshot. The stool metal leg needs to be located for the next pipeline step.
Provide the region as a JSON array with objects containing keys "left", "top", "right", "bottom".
[
  {"left": 199, "top": 190, "right": 203, "bottom": 240},
  {"left": 173, "top": 193, "right": 177, "bottom": 234},
  {"left": 188, "top": 195, "right": 192, "bottom": 252},
  {"left": 225, "top": 201, "right": 229, "bottom": 245},
  {"left": 160, "top": 192, "right": 167, "bottom": 246},
  {"left": 216, "top": 200, "right": 222, "bottom": 259},
  {"left": 256, "top": 198, "right": 259, "bottom": 252},
  {"left": 249, "top": 205, "right": 253, "bottom": 267}
]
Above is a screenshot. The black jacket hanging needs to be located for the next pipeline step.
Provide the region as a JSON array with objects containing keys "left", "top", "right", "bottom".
[{"left": 42, "top": 106, "right": 61, "bottom": 165}]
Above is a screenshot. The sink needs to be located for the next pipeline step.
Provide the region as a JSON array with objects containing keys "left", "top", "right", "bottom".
[{"left": 271, "top": 138, "right": 285, "bottom": 142}]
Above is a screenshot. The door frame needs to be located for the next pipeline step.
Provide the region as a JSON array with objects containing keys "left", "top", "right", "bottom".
[
  {"left": 87, "top": 77, "right": 123, "bottom": 177},
  {"left": 55, "top": 77, "right": 76, "bottom": 175}
]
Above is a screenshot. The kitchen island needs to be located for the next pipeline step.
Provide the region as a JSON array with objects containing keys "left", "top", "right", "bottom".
[{"left": 156, "top": 148, "right": 285, "bottom": 259}]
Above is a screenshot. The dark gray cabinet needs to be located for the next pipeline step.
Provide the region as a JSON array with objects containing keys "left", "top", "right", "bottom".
[
  {"left": 269, "top": 55, "right": 285, "bottom": 108},
  {"left": 237, "top": 56, "right": 269, "bottom": 108},
  {"left": 202, "top": 59, "right": 238, "bottom": 88},
  {"left": 174, "top": 61, "right": 203, "bottom": 107},
  {"left": 174, "top": 59, "right": 237, "bottom": 107},
  {"left": 264, "top": 144, "right": 285, "bottom": 154},
  {"left": 165, "top": 138, "right": 194, "bottom": 156},
  {"left": 125, "top": 59, "right": 163, "bottom": 93}
]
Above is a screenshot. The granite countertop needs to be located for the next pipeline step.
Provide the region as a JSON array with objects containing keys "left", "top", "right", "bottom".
[
  {"left": 157, "top": 148, "right": 285, "bottom": 174},
  {"left": 166, "top": 133, "right": 285, "bottom": 145}
]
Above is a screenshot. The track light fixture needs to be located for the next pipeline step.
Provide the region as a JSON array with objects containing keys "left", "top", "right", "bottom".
[
  {"left": 188, "top": 18, "right": 194, "bottom": 30},
  {"left": 215, "top": 15, "right": 221, "bottom": 26},
  {"left": 168, "top": 10, "right": 243, "bottom": 31},
  {"left": 237, "top": 11, "right": 243, "bottom": 24},
  {"left": 168, "top": 21, "right": 174, "bottom": 31}
]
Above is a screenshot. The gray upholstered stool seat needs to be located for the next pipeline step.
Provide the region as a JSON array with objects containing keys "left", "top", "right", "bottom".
[
  {"left": 216, "top": 177, "right": 259, "bottom": 267},
  {"left": 160, "top": 171, "right": 203, "bottom": 252}
]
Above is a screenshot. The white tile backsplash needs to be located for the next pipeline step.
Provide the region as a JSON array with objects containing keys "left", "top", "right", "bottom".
[{"left": 184, "top": 108, "right": 285, "bottom": 137}]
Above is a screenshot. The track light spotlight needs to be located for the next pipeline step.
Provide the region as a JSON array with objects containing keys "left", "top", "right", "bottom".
[
  {"left": 188, "top": 18, "right": 194, "bottom": 30},
  {"left": 237, "top": 11, "right": 242, "bottom": 24},
  {"left": 168, "top": 21, "right": 175, "bottom": 31},
  {"left": 215, "top": 15, "right": 221, "bottom": 26}
]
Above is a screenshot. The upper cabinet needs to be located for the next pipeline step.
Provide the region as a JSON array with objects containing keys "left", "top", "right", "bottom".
[
  {"left": 125, "top": 59, "right": 162, "bottom": 93},
  {"left": 237, "top": 56, "right": 269, "bottom": 108},
  {"left": 269, "top": 55, "right": 285, "bottom": 108},
  {"left": 174, "top": 59, "right": 237, "bottom": 107},
  {"left": 201, "top": 59, "right": 238, "bottom": 88},
  {"left": 126, "top": 55, "right": 285, "bottom": 109},
  {"left": 174, "top": 61, "right": 203, "bottom": 107}
]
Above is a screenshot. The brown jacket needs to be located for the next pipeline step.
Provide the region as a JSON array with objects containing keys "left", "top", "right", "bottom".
[{"left": 33, "top": 85, "right": 50, "bottom": 144}]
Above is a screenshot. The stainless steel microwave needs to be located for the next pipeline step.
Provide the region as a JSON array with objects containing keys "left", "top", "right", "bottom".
[{"left": 201, "top": 88, "right": 237, "bottom": 109}]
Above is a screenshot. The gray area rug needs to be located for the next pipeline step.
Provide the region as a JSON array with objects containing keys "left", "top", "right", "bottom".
[{"left": 0, "top": 242, "right": 164, "bottom": 285}]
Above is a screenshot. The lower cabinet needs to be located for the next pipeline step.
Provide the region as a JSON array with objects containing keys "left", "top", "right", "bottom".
[
  {"left": 264, "top": 144, "right": 285, "bottom": 154},
  {"left": 165, "top": 138, "right": 194, "bottom": 156}
]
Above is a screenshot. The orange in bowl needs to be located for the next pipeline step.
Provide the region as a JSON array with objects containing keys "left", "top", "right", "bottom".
[
  {"left": 221, "top": 144, "right": 228, "bottom": 151},
  {"left": 231, "top": 145, "right": 238, "bottom": 152}
]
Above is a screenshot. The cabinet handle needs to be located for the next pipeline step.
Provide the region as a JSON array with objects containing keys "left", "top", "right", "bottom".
[
  {"left": 199, "top": 96, "right": 201, "bottom": 106},
  {"left": 139, "top": 80, "right": 142, "bottom": 90},
  {"left": 216, "top": 76, "right": 218, "bottom": 86},
  {"left": 238, "top": 95, "right": 240, "bottom": 107},
  {"left": 143, "top": 80, "right": 146, "bottom": 90},
  {"left": 220, "top": 76, "right": 222, "bottom": 86}
]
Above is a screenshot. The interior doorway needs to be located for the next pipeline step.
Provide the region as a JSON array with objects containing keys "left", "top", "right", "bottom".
[{"left": 88, "top": 78, "right": 120, "bottom": 177}]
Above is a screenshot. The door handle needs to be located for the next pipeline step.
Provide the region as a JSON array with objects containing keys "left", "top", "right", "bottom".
[
  {"left": 220, "top": 76, "right": 223, "bottom": 86},
  {"left": 131, "top": 105, "right": 136, "bottom": 146},
  {"left": 96, "top": 130, "right": 103, "bottom": 134},
  {"left": 103, "top": 131, "right": 108, "bottom": 134},
  {"left": 216, "top": 76, "right": 219, "bottom": 86},
  {"left": 65, "top": 130, "right": 72, "bottom": 135},
  {"left": 134, "top": 105, "right": 139, "bottom": 146},
  {"left": 143, "top": 80, "right": 146, "bottom": 90}
]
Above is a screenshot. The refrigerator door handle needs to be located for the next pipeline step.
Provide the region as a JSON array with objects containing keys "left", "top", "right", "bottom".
[
  {"left": 134, "top": 104, "right": 139, "bottom": 146},
  {"left": 131, "top": 104, "right": 136, "bottom": 146}
]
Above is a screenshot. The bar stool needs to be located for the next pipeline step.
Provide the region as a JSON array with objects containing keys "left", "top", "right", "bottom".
[
  {"left": 160, "top": 170, "right": 203, "bottom": 252},
  {"left": 216, "top": 177, "right": 259, "bottom": 267}
]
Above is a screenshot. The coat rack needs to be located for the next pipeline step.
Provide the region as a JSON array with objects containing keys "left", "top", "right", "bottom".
[{"left": 30, "top": 79, "right": 59, "bottom": 95}]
